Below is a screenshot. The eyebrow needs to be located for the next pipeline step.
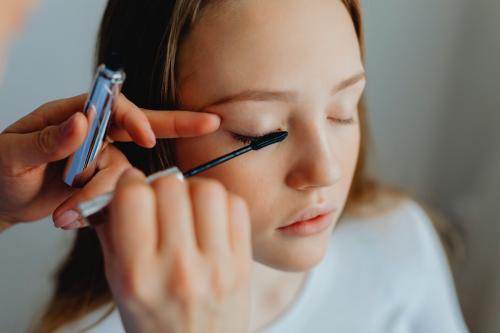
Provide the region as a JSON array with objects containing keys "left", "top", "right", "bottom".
[{"left": 199, "top": 71, "right": 366, "bottom": 110}]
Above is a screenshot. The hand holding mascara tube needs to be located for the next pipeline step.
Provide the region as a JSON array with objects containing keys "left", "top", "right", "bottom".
[
  {"left": 0, "top": 56, "right": 221, "bottom": 231},
  {"left": 62, "top": 53, "right": 127, "bottom": 188}
]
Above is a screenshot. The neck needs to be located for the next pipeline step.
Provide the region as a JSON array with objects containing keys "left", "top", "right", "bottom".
[{"left": 249, "top": 261, "right": 308, "bottom": 332}]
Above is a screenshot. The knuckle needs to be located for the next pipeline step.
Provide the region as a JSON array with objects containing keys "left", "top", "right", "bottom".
[
  {"left": 113, "top": 182, "right": 152, "bottom": 206},
  {"left": 229, "top": 194, "right": 247, "bottom": 213},
  {"left": 36, "top": 127, "right": 55, "bottom": 155},
  {"left": 119, "top": 266, "right": 148, "bottom": 301},
  {"left": 169, "top": 282, "right": 200, "bottom": 310},
  {"left": 210, "top": 260, "right": 233, "bottom": 300},
  {"left": 39, "top": 101, "right": 55, "bottom": 114},
  {"left": 190, "top": 178, "right": 227, "bottom": 200},
  {"left": 171, "top": 247, "right": 194, "bottom": 275},
  {"left": 235, "top": 258, "right": 252, "bottom": 286},
  {"left": 100, "top": 144, "right": 128, "bottom": 166},
  {"left": 167, "top": 250, "right": 202, "bottom": 305}
]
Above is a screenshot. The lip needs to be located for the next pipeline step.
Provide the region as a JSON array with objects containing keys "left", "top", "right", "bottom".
[
  {"left": 277, "top": 202, "right": 337, "bottom": 236},
  {"left": 280, "top": 201, "right": 337, "bottom": 228},
  {"left": 277, "top": 211, "right": 334, "bottom": 236}
]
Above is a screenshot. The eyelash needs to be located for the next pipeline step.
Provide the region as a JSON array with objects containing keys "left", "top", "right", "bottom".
[
  {"left": 230, "top": 133, "right": 265, "bottom": 145},
  {"left": 330, "top": 117, "right": 356, "bottom": 125},
  {"left": 230, "top": 117, "right": 356, "bottom": 145}
]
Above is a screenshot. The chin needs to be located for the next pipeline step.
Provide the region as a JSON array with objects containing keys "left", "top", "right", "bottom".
[{"left": 253, "top": 231, "right": 332, "bottom": 272}]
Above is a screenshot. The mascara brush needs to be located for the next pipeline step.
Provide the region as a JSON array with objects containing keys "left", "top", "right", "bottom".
[
  {"left": 78, "top": 131, "right": 288, "bottom": 219},
  {"left": 183, "top": 131, "right": 288, "bottom": 177}
]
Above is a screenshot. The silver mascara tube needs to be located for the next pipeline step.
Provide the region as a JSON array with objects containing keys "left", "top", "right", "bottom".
[{"left": 63, "top": 54, "right": 126, "bottom": 187}]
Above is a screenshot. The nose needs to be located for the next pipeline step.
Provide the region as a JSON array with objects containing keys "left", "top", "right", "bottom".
[{"left": 285, "top": 129, "right": 342, "bottom": 191}]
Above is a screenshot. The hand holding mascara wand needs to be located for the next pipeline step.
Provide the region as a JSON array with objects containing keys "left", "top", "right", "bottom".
[{"left": 78, "top": 131, "right": 288, "bottom": 220}]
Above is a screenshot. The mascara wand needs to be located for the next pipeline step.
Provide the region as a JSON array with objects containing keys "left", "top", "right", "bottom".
[
  {"left": 183, "top": 131, "right": 288, "bottom": 178},
  {"left": 78, "top": 131, "right": 288, "bottom": 219}
]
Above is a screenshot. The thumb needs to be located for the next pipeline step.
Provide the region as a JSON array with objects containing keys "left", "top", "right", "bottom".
[{"left": 0, "top": 112, "right": 88, "bottom": 169}]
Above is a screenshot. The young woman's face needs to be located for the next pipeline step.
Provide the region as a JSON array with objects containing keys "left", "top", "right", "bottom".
[{"left": 175, "top": 0, "right": 365, "bottom": 271}]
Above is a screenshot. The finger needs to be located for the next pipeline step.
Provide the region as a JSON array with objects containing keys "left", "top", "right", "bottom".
[
  {"left": 108, "top": 168, "right": 157, "bottom": 263},
  {"left": 52, "top": 145, "right": 131, "bottom": 229},
  {"left": 188, "top": 177, "right": 231, "bottom": 257},
  {"left": 144, "top": 109, "right": 221, "bottom": 138},
  {"left": 3, "top": 94, "right": 87, "bottom": 134},
  {"left": 0, "top": 111, "right": 88, "bottom": 169},
  {"left": 227, "top": 195, "right": 252, "bottom": 260},
  {"left": 108, "top": 94, "right": 220, "bottom": 142},
  {"left": 150, "top": 173, "right": 198, "bottom": 255},
  {"left": 107, "top": 110, "right": 221, "bottom": 141},
  {"left": 111, "top": 94, "right": 156, "bottom": 148}
]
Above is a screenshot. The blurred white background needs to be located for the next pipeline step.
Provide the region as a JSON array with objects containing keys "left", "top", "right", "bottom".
[{"left": 0, "top": 0, "right": 498, "bottom": 332}]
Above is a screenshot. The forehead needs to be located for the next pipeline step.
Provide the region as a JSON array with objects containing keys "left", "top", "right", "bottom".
[{"left": 177, "top": 0, "right": 363, "bottom": 108}]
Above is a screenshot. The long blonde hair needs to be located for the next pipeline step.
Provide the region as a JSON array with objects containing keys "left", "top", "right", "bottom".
[{"left": 36, "top": 1, "right": 377, "bottom": 332}]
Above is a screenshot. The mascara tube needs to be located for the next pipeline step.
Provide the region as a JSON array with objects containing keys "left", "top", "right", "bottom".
[{"left": 63, "top": 54, "right": 126, "bottom": 187}]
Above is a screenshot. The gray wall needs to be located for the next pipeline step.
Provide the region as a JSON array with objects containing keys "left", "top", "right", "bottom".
[
  {"left": 0, "top": 0, "right": 498, "bottom": 332},
  {"left": 362, "top": 1, "right": 500, "bottom": 332},
  {"left": 0, "top": 1, "right": 105, "bottom": 332}
]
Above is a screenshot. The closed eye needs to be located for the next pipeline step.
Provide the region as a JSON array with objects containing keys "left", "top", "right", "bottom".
[
  {"left": 230, "top": 132, "right": 269, "bottom": 145},
  {"left": 329, "top": 117, "right": 356, "bottom": 125},
  {"left": 231, "top": 116, "right": 356, "bottom": 145}
]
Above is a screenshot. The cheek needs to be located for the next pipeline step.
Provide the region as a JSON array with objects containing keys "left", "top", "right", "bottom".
[
  {"left": 176, "top": 133, "right": 280, "bottom": 229},
  {"left": 174, "top": 128, "right": 242, "bottom": 173},
  {"left": 337, "top": 125, "right": 361, "bottom": 193},
  {"left": 345, "top": 126, "right": 361, "bottom": 172},
  {"left": 175, "top": 134, "right": 274, "bottom": 221}
]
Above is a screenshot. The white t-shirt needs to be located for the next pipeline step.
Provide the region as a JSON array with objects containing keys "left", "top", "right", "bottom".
[{"left": 56, "top": 200, "right": 469, "bottom": 333}]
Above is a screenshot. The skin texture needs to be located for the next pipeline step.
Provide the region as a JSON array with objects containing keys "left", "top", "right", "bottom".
[{"left": 174, "top": 0, "right": 365, "bottom": 329}]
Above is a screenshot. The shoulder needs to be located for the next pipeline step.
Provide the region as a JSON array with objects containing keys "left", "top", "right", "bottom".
[
  {"left": 324, "top": 195, "right": 454, "bottom": 306},
  {"left": 339, "top": 193, "right": 439, "bottom": 245},
  {"left": 313, "top": 195, "right": 459, "bottom": 322},
  {"left": 341, "top": 181, "right": 454, "bottom": 259},
  {"left": 340, "top": 182, "right": 444, "bottom": 254},
  {"left": 333, "top": 194, "right": 448, "bottom": 281}
]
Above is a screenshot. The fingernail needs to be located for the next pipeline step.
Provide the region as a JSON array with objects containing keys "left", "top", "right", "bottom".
[
  {"left": 61, "top": 114, "right": 76, "bottom": 136},
  {"left": 211, "top": 113, "right": 222, "bottom": 122},
  {"left": 146, "top": 166, "right": 184, "bottom": 183},
  {"left": 61, "top": 220, "right": 81, "bottom": 230},
  {"left": 147, "top": 128, "right": 156, "bottom": 146},
  {"left": 176, "top": 172, "right": 185, "bottom": 182},
  {"left": 54, "top": 210, "right": 80, "bottom": 228}
]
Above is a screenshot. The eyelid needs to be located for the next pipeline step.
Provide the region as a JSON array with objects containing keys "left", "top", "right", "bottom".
[
  {"left": 328, "top": 116, "right": 356, "bottom": 125},
  {"left": 230, "top": 131, "right": 270, "bottom": 145},
  {"left": 225, "top": 126, "right": 271, "bottom": 138},
  {"left": 336, "top": 82, "right": 365, "bottom": 99},
  {"left": 333, "top": 81, "right": 366, "bottom": 104}
]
